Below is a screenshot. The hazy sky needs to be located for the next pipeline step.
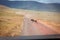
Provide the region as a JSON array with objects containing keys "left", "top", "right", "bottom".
[{"left": 9, "top": 0, "right": 60, "bottom": 3}]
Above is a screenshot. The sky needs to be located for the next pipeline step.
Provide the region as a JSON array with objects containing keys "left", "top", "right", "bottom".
[{"left": 9, "top": 0, "right": 60, "bottom": 3}]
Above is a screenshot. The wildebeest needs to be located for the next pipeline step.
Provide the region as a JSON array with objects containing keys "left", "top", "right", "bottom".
[{"left": 31, "top": 19, "right": 37, "bottom": 23}]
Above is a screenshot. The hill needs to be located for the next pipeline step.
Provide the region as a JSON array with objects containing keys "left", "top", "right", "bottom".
[{"left": 0, "top": 1, "right": 60, "bottom": 12}]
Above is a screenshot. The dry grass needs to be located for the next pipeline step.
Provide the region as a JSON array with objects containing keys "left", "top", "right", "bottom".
[{"left": 0, "top": 9, "right": 24, "bottom": 36}]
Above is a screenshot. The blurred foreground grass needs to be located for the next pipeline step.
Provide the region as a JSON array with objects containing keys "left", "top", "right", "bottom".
[{"left": 0, "top": 7, "right": 24, "bottom": 36}]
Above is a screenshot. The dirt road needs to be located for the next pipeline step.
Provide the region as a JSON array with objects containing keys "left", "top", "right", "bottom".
[{"left": 22, "top": 17, "right": 58, "bottom": 36}]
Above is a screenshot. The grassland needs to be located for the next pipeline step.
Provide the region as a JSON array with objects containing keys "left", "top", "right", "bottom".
[
  {"left": 0, "top": 5, "right": 60, "bottom": 36},
  {"left": 0, "top": 5, "right": 24, "bottom": 36}
]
